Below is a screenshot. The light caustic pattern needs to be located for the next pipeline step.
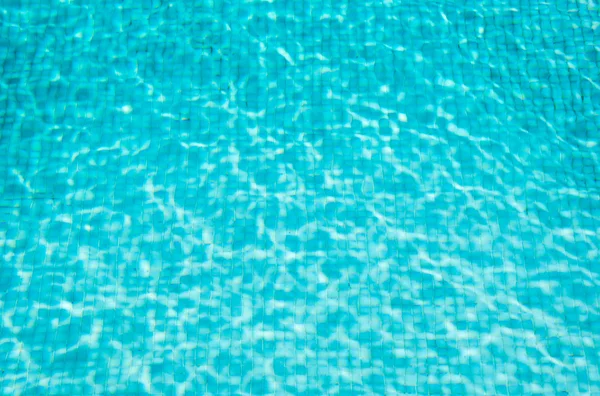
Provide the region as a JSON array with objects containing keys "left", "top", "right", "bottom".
[{"left": 0, "top": 0, "right": 599, "bottom": 395}]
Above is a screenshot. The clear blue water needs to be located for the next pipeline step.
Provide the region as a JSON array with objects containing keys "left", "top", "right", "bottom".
[{"left": 1, "top": 0, "right": 600, "bottom": 394}]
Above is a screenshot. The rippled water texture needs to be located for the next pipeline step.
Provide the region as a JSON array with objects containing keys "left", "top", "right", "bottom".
[{"left": 1, "top": 0, "right": 599, "bottom": 394}]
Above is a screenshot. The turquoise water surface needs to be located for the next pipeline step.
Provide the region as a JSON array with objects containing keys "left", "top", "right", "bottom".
[{"left": 1, "top": 0, "right": 600, "bottom": 394}]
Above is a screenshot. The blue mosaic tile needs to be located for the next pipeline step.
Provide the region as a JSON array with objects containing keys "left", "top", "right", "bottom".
[{"left": 0, "top": 0, "right": 599, "bottom": 394}]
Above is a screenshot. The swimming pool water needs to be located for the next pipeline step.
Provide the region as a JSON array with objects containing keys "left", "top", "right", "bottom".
[{"left": 1, "top": 0, "right": 599, "bottom": 394}]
